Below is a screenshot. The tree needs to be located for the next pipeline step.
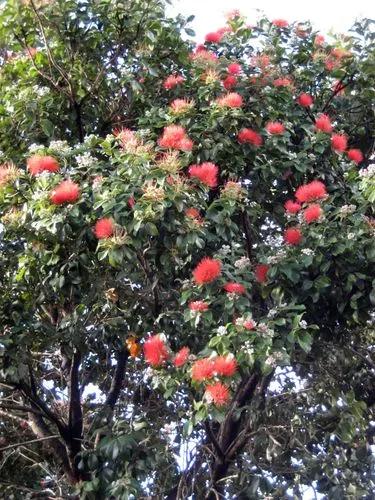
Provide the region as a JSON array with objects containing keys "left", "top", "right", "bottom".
[{"left": 0, "top": 2, "right": 374, "bottom": 498}]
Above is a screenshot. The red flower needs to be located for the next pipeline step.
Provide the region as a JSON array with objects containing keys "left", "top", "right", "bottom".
[
  {"left": 347, "top": 149, "right": 364, "bottom": 165},
  {"left": 315, "top": 114, "right": 333, "bottom": 133},
  {"left": 144, "top": 335, "right": 169, "bottom": 367},
  {"left": 284, "top": 200, "right": 302, "bottom": 214},
  {"left": 185, "top": 208, "right": 202, "bottom": 222},
  {"left": 189, "top": 300, "right": 209, "bottom": 312},
  {"left": 192, "top": 358, "right": 214, "bottom": 381},
  {"left": 272, "top": 19, "right": 288, "bottom": 28},
  {"left": 128, "top": 196, "right": 136, "bottom": 208},
  {"left": 94, "top": 218, "right": 115, "bottom": 239},
  {"left": 227, "top": 63, "right": 242, "bottom": 75},
  {"left": 273, "top": 77, "right": 292, "bottom": 87},
  {"left": 295, "top": 180, "right": 327, "bottom": 203},
  {"left": 243, "top": 320, "right": 256, "bottom": 330},
  {"left": 266, "top": 122, "right": 285, "bottom": 135},
  {"left": 284, "top": 227, "right": 303, "bottom": 245},
  {"left": 238, "top": 128, "right": 263, "bottom": 147},
  {"left": 193, "top": 257, "right": 222, "bottom": 285},
  {"left": 214, "top": 355, "right": 237, "bottom": 377},
  {"left": 223, "top": 282, "right": 246, "bottom": 294},
  {"left": 178, "top": 137, "right": 194, "bottom": 151},
  {"left": 314, "top": 34, "right": 325, "bottom": 46},
  {"left": 255, "top": 264, "right": 269, "bottom": 283},
  {"left": 170, "top": 98, "right": 194, "bottom": 114},
  {"left": 297, "top": 93, "right": 314, "bottom": 107},
  {"left": 27, "top": 155, "right": 59, "bottom": 176},
  {"left": 331, "top": 133, "right": 348, "bottom": 152},
  {"left": 50, "top": 180, "right": 80, "bottom": 205},
  {"left": 158, "top": 125, "right": 193, "bottom": 151},
  {"left": 223, "top": 75, "right": 237, "bottom": 90},
  {"left": 189, "top": 162, "right": 219, "bottom": 188},
  {"left": 163, "top": 74, "right": 184, "bottom": 90},
  {"left": 216, "top": 92, "right": 243, "bottom": 108},
  {"left": 303, "top": 204, "right": 322, "bottom": 223},
  {"left": 205, "top": 382, "right": 230, "bottom": 406},
  {"left": 205, "top": 31, "right": 223, "bottom": 43},
  {"left": 174, "top": 347, "right": 190, "bottom": 367}
]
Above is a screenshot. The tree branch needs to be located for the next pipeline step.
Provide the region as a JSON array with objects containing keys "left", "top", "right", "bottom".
[{"left": 105, "top": 346, "right": 128, "bottom": 410}]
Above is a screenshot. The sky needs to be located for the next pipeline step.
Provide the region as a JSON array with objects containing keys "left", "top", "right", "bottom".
[{"left": 168, "top": 0, "right": 374, "bottom": 41}]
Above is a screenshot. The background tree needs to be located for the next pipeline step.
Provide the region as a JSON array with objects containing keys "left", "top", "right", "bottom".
[{"left": 0, "top": 2, "right": 374, "bottom": 499}]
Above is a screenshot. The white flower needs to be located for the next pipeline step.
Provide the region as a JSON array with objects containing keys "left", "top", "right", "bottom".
[
  {"left": 75, "top": 152, "right": 96, "bottom": 168},
  {"left": 217, "top": 326, "right": 227, "bottom": 336},
  {"left": 234, "top": 256, "right": 250, "bottom": 269},
  {"left": 83, "top": 134, "right": 98, "bottom": 144},
  {"left": 359, "top": 165, "right": 375, "bottom": 178},
  {"left": 49, "top": 140, "right": 71, "bottom": 155},
  {"left": 299, "top": 320, "right": 307, "bottom": 329},
  {"left": 347, "top": 233, "right": 356, "bottom": 240},
  {"left": 218, "top": 245, "right": 231, "bottom": 255},
  {"left": 340, "top": 204, "right": 356, "bottom": 215},
  {"left": 28, "top": 143, "right": 45, "bottom": 153},
  {"left": 33, "top": 85, "right": 50, "bottom": 98},
  {"left": 301, "top": 248, "right": 314, "bottom": 256},
  {"left": 265, "top": 351, "right": 283, "bottom": 367},
  {"left": 267, "top": 309, "right": 277, "bottom": 318},
  {"left": 267, "top": 249, "right": 287, "bottom": 264}
]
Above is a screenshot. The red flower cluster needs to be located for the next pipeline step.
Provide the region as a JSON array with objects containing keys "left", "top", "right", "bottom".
[
  {"left": 214, "top": 355, "right": 237, "bottom": 377},
  {"left": 205, "top": 382, "right": 229, "bottom": 406},
  {"left": 192, "top": 358, "right": 215, "bottom": 381},
  {"left": 227, "top": 62, "right": 242, "bottom": 75},
  {"left": 284, "top": 200, "right": 302, "bottom": 214},
  {"left": 266, "top": 122, "right": 285, "bottom": 135},
  {"left": 223, "top": 282, "right": 246, "bottom": 294},
  {"left": 27, "top": 155, "right": 59, "bottom": 176},
  {"left": 347, "top": 148, "right": 363, "bottom": 165},
  {"left": 189, "top": 300, "right": 209, "bottom": 312},
  {"left": 297, "top": 93, "right": 314, "bottom": 107},
  {"left": 191, "top": 355, "right": 237, "bottom": 382},
  {"left": 174, "top": 347, "right": 190, "bottom": 367},
  {"left": 295, "top": 180, "right": 327, "bottom": 203},
  {"left": 314, "top": 34, "right": 325, "bottom": 46},
  {"left": 193, "top": 257, "right": 222, "bottom": 285},
  {"left": 191, "top": 48, "right": 218, "bottom": 64},
  {"left": 303, "top": 204, "right": 322, "bottom": 223},
  {"left": 158, "top": 125, "right": 193, "bottom": 151},
  {"left": 185, "top": 207, "right": 203, "bottom": 224},
  {"left": 315, "top": 114, "right": 333, "bottom": 133},
  {"left": 255, "top": 264, "right": 269, "bottom": 283},
  {"left": 238, "top": 128, "right": 263, "bottom": 147},
  {"left": 170, "top": 98, "right": 193, "bottom": 114},
  {"left": 331, "top": 133, "right": 348, "bottom": 152},
  {"left": 205, "top": 31, "right": 223, "bottom": 43},
  {"left": 216, "top": 92, "right": 243, "bottom": 108},
  {"left": 272, "top": 19, "right": 288, "bottom": 28},
  {"left": 284, "top": 227, "right": 302, "bottom": 245},
  {"left": 50, "top": 180, "right": 80, "bottom": 205},
  {"left": 273, "top": 77, "right": 292, "bottom": 88},
  {"left": 144, "top": 335, "right": 169, "bottom": 367},
  {"left": 163, "top": 74, "right": 184, "bottom": 90},
  {"left": 223, "top": 75, "right": 237, "bottom": 90},
  {"left": 243, "top": 319, "right": 256, "bottom": 330},
  {"left": 189, "top": 162, "right": 219, "bottom": 188},
  {"left": 94, "top": 217, "right": 115, "bottom": 239}
]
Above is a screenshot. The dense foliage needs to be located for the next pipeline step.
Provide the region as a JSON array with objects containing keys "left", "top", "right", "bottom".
[{"left": 0, "top": 1, "right": 374, "bottom": 498}]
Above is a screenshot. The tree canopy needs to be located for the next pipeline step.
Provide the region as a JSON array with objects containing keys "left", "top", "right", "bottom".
[{"left": 0, "top": 1, "right": 374, "bottom": 498}]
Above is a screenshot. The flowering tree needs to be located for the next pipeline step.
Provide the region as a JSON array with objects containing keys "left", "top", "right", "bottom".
[{"left": 0, "top": 2, "right": 374, "bottom": 498}]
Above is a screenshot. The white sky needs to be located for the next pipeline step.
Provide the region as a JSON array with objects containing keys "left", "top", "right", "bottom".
[{"left": 168, "top": 0, "right": 374, "bottom": 41}]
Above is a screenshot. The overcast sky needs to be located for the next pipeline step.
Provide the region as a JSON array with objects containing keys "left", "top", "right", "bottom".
[{"left": 168, "top": 0, "right": 374, "bottom": 41}]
